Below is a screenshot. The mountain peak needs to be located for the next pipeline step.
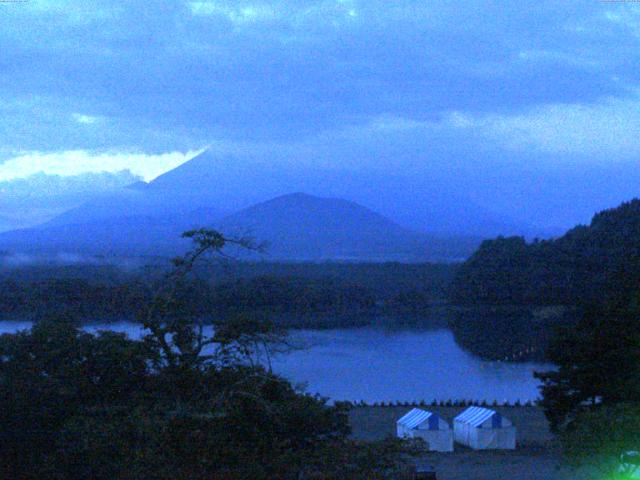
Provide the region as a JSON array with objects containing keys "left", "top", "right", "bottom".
[
  {"left": 148, "top": 149, "right": 242, "bottom": 191},
  {"left": 217, "top": 192, "right": 428, "bottom": 261},
  {"left": 258, "top": 192, "right": 354, "bottom": 206}
]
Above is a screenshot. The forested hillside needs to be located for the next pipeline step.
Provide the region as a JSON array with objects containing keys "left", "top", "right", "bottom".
[
  {"left": 450, "top": 199, "right": 640, "bottom": 307},
  {"left": 0, "top": 262, "right": 456, "bottom": 327}
]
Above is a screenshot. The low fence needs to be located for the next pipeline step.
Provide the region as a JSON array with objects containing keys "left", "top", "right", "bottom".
[{"left": 336, "top": 398, "right": 537, "bottom": 408}]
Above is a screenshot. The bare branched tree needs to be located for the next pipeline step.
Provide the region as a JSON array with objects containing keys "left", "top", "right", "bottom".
[{"left": 139, "top": 229, "right": 265, "bottom": 369}]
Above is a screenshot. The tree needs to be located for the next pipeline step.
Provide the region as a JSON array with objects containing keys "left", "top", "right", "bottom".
[
  {"left": 139, "top": 228, "right": 264, "bottom": 372},
  {"left": 560, "top": 403, "right": 640, "bottom": 479},
  {"left": 535, "top": 305, "right": 640, "bottom": 432},
  {"left": 0, "top": 314, "right": 151, "bottom": 479},
  {"left": 213, "top": 312, "right": 296, "bottom": 371},
  {"left": 535, "top": 304, "right": 640, "bottom": 478}
]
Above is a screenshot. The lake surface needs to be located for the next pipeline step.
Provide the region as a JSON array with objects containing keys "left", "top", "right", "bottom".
[{"left": 0, "top": 321, "right": 548, "bottom": 403}]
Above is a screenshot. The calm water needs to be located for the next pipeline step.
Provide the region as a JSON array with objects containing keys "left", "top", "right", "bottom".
[{"left": 0, "top": 321, "right": 548, "bottom": 403}]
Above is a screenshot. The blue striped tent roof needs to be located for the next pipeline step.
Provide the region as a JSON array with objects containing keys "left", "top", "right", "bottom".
[
  {"left": 397, "top": 408, "right": 440, "bottom": 430},
  {"left": 454, "top": 407, "right": 501, "bottom": 428}
]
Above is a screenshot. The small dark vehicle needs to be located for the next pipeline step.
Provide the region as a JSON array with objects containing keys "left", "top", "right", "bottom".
[{"left": 413, "top": 463, "right": 437, "bottom": 480}]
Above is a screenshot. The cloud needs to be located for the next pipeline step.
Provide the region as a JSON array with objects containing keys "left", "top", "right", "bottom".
[
  {"left": 0, "top": 170, "right": 141, "bottom": 197},
  {"left": 286, "top": 91, "right": 640, "bottom": 173},
  {"left": 188, "top": 0, "right": 360, "bottom": 29},
  {"left": 0, "top": 150, "right": 203, "bottom": 182},
  {"left": 72, "top": 113, "right": 102, "bottom": 125},
  {"left": 0, "top": 0, "right": 639, "bottom": 169},
  {"left": 516, "top": 49, "right": 600, "bottom": 69},
  {"left": 443, "top": 94, "right": 640, "bottom": 159},
  {"left": 189, "top": 2, "right": 280, "bottom": 24},
  {"left": 604, "top": 5, "right": 640, "bottom": 37}
]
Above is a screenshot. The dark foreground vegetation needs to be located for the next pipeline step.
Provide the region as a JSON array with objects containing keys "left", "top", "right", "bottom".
[
  {"left": 0, "top": 231, "right": 420, "bottom": 480},
  {"left": 534, "top": 301, "right": 640, "bottom": 478}
]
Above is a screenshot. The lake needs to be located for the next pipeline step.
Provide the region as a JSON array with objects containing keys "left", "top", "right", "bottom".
[{"left": 0, "top": 321, "right": 548, "bottom": 403}]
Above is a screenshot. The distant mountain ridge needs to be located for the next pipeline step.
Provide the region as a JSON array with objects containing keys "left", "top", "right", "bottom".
[
  {"left": 0, "top": 191, "right": 480, "bottom": 261},
  {"left": 39, "top": 149, "right": 521, "bottom": 237}
]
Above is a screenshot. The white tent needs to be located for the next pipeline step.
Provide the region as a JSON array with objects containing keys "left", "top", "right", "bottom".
[
  {"left": 396, "top": 408, "right": 453, "bottom": 452},
  {"left": 453, "top": 406, "right": 516, "bottom": 450}
]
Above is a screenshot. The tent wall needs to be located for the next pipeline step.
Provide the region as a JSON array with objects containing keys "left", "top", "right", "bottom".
[
  {"left": 453, "top": 421, "right": 472, "bottom": 447},
  {"left": 411, "top": 429, "right": 454, "bottom": 452},
  {"left": 475, "top": 426, "right": 516, "bottom": 450},
  {"left": 454, "top": 422, "right": 516, "bottom": 450}
]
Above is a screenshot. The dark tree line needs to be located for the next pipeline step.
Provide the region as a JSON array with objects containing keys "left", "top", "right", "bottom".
[
  {"left": 0, "top": 264, "right": 455, "bottom": 328},
  {"left": 0, "top": 260, "right": 456, "bottom": 302},
  {"left": 0, "top": 276, "right": 375, "bottom": 321}
]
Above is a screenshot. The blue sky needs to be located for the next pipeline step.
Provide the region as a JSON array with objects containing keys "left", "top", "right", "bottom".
[{"left": 0, "top": 0, "right": 639, "bottom": 186}]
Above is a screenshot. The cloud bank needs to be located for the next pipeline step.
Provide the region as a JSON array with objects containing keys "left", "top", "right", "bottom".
[
  {"left": 0, "top": 0, "right": 638, "bottom": 162},
  {"left": 0, "top": 170, "right": 145, "bottom": 231},
  {"left": 0, "top": 150, "right": 201, "bottom": 182}
]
